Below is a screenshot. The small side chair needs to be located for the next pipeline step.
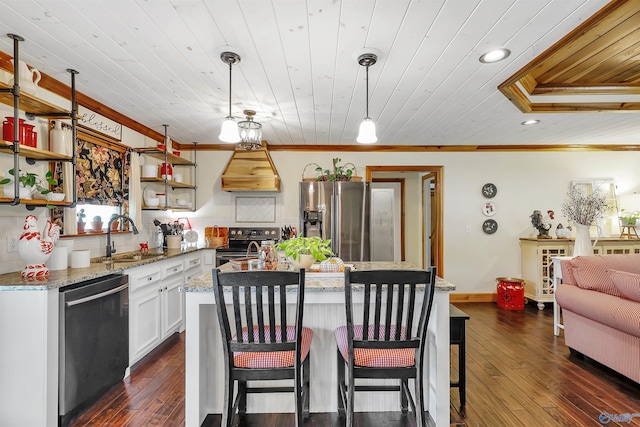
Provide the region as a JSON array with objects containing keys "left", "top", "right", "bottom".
[
  {"left": 334, "top": 267, "right": 436, "bottom": 427},
  {"left": 213, "top": 268, "right": 312, "bottom": 427}
]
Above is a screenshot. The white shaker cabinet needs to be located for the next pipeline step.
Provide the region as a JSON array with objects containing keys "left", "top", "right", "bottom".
[
  {"left": 129, "top": 254, "right": 193, "bottom": 366},
  {"left": 128, "top": 263, "right": 163, "bottom": 365}
]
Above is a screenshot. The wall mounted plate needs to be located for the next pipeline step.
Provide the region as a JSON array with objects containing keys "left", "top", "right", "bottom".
[
  {"left": 482, "top": 219, "right": 498, "bottom": 234},
  {"left": 482, "top": 202, "right": 496, "bottom": 216},
  {"left": 482, "top": 183, "right": 497, "bottom": 198}
]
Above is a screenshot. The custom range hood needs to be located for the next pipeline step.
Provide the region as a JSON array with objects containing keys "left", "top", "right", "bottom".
[{"left": 221, "top": 142, "right": 281, "bottom": 192}]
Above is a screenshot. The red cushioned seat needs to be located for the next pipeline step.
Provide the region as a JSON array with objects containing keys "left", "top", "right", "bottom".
[
  {"left": 334, "top": 325, "right": 414, "bottom": 367},
  {"left": 234, "top": 325, "right": 313, "bottom": 368}
]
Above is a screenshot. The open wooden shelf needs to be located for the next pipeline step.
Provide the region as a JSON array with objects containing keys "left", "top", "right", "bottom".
[
  {"left": 0, "top": 140, "right": 72, "bottom": 161},
  {"left": 0, "top": 82, "right": 70, "bottom": 117},
  {"left": 141, "top": 205, "right": 194, "bottom": 211},
  {"left": 0, "top": 197, "right": 73, "bottom": 207},
  {"left": 137, "top": 147, "right": 194, "bottom": 166},
  {"left": 140, "top": 177, "right": 195, "bottom": 189}
]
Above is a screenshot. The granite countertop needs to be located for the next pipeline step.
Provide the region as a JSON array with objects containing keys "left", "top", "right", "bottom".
[
  {"left": 182, "top": 261, "right": 456, "bottom": 293},
  {"left": 0, "top": 247, "right": 207, "bottom": 291}
]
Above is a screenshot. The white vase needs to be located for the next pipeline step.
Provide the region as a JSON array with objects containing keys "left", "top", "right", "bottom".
[
  {"left": 573, "top": 224, "right": 594, "bottom": 256},
  {"left": 50, "top": 120, "right": 70, "bottom": 154}
]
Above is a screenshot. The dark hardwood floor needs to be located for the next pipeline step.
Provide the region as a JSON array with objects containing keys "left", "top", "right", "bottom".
[{"left": 70, "top": 302, "right": 640, "bottom": 426}]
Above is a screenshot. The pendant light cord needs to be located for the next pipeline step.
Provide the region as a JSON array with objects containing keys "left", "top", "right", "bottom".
[
  {"left": 228, "top": 61, "right": 232, "bottom": 117},
  {"left": 365, "top": 64, "right": 370, "bottom": 119}
]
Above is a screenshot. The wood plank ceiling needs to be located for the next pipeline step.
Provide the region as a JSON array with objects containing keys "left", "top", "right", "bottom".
[
  {"left": 1, "top": 0, "right": 638, "bottom": 149},
  {"left": 500, "top": 0, "right": 640, "bottom": 113}
]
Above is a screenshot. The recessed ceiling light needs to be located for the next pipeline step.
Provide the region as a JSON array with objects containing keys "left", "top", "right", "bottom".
[
  {"left": 521, "top": 119, "right": 540, "bottom": 125},
  {"left": 479, "top": 48, "right": 511, "bottom": 63}
]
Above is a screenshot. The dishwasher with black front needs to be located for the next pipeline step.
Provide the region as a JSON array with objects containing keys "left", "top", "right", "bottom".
[{"left": 58, "top": 273, "right": 130, "bottom": 427}]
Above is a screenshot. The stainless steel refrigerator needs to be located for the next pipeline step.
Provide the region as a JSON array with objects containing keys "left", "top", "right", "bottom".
[{"left": 299, "top": 181, "right": 370, "bottom": 261}]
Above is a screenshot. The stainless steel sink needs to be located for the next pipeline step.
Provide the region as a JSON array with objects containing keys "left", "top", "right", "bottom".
[{"left": 93, "top": 253, "right": 165, "bottom": 264}]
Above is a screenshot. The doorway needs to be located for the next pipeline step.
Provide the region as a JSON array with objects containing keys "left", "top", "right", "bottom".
[
  {"left": 366, "top": 166, "right": 443, "bottom": 275},
  {"left": 370, "top": 180, "right": 403, "bottom": 262}
]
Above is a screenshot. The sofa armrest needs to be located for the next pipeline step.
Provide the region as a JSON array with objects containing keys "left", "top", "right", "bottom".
[{"left": 556, "top": 284, "right": 640, "bottom": 339}]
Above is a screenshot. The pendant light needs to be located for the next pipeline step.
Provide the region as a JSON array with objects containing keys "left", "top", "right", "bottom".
[
  {"left": 219, "top": 51, "right": 241, "bottom": 143},
  {"left": 238, "top": 110, "right": 263, "bottom": 150},
  {"left": 356, "top": 52, "right": 378, "bottom": 144}
]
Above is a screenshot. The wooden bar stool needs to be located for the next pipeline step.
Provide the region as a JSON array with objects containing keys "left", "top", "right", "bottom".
[
  {"left": 620, "top": 225, "right": 639, "bottom": 239},
  {"left": 334, "top": 267, "right": 437, "bottom": 427},
  {"left": 212, "top": 269, "right": 312, "bottom": 427}
]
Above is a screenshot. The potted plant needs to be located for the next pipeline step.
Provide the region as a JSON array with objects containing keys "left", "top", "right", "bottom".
[
  {"left": 77, "top": 209, "right": 86, "bottom": 233},
  {"left": 109, "top": 213, "right": 120, "bottom": 231},
  {"left": 315, "top": 158, "right": 357, "bottom": 181},
  {"left": 0, "top": 168, "right": 57, "bottom": 200},
  {"left": 276, "top": 235, "right": 334, "bottom": 270},
  {"left": 90, "top": 215, "right": 103, "bottom": 232},
  {"left": 619, "top": 209, "right": 639, "bottom": 226}
]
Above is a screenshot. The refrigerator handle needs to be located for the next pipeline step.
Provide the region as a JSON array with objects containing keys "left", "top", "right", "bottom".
[{"left": 332, "top": 190, "right": 340, "bottom": 257}]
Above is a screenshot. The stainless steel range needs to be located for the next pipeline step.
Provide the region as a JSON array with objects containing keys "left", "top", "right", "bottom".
[{"left": 215, "top": 226, "right": 281, "bottom": 267}]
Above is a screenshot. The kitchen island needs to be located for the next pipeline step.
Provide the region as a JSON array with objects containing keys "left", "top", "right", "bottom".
[{"left": 182, "top": 262, "right": 455, "bottom": 426}]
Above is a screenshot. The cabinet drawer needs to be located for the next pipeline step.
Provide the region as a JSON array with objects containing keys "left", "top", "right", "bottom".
[
  {"left": 162, "top": 259, "right": 185, "bottom": 279},
  {"left": 184, "top": 254, "right": 201, "bottom": 270},
  {"left": 129, "top": 268, "right": 162, "bottom": 293}
]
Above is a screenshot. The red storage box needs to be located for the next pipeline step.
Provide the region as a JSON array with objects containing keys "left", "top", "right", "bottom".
[{"left": 496, "top": 277, "right": 525, "bottom": 310}]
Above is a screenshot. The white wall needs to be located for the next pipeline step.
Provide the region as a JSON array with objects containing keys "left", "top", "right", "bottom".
[{"left": 191, "top": 150, "right": 640, "bottom": 294}]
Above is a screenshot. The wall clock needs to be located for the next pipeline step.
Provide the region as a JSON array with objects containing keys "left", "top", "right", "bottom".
[
  {"left": 482, "top": 183, "right": 497, "bottom": 198},
  {"left": 482, "top": 202, "right": 496, "bottom": 217},
  {"left": 482, "top": 219, "right": 498, "bottom": 234}
]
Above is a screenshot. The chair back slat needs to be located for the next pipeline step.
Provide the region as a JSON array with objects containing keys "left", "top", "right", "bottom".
[
  {"left": 405, "top": 284, "right": 416, "bottom": 338},
  {"left": 394, "top": 283, "right": 405, "bottom": 340},
  {"left": 280, "top": 284, "right": 287, "bottom": 330},
  {"left": 232, "top": 286, "right": 243, "bottom": 343},
  {"left": 244, "top": 285, "right": 255, "bottom": 342},
  {"left": 343, "top": 267, "right": 436, "bottom": 356},
  {"left": 384, "top": 283, "right": 394, "bottom": 340},
  {"left": 256, "top": 285, "right": 266, "bottom": 342},
  {"left": 268, "top": 286, "right": 277, "bottom": 342},
  {"left": 213, "top": 269, "right": 305, "bottom": 356},
  {"left": 373, "top": 283, "right": 382, "bottom": 339}
]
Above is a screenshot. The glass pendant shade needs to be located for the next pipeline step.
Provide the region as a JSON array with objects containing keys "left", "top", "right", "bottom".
[
  {"left": 238, "top": 110, "right": 263, "bottom": 150},
  {"left": 219, "top": 116, "right": 241, "bottom": 143},
  {"left": 356, "top": 118, "right": 377, "bottom": 144}
]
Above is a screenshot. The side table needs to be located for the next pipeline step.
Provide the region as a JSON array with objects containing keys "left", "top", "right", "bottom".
[
  {"left": 552, "top": 256, "right": 573, "bottom": 336},
  {"left": 450, "top": 304, "right": 470, "bottom": 407}
]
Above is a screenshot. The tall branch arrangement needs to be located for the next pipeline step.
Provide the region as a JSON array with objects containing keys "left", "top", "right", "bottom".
[{"left": 561, "top": 185, "right": 607, "bottom": 226}]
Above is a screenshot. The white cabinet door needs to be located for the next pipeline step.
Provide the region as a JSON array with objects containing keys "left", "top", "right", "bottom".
[
  {"left": 161, "top": 275, "right": 184, "bottom": 338},
  {"left": 130, "top": 284, "right": 162, "bottom": 364}
]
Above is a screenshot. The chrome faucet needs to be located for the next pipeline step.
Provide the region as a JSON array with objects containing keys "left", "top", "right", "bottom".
[{"left": 106, "top": 215, "right": 139, "bottom": 258}]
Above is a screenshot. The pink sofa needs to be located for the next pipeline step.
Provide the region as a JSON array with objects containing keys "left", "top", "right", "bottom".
[{"left": 556, "top": 254, "right": 640, "bottom": 383}]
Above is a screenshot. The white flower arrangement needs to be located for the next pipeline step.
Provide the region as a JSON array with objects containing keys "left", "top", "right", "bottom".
[{"left": 561, "top": 184, "right": 608, "bottom": 226}]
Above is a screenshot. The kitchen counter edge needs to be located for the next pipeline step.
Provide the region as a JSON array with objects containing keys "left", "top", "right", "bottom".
[
  {"left": 182, "top": 262, "right": 456, "bottom": 292},
  {"left": 0, "top": 247, "right": 210, "bottom": 291}
]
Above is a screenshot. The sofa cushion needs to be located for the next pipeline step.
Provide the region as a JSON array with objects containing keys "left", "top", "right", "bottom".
[
  {"left": 570, "top": 254, "right": 640, "bottom": 297},
  {"left": 556, "top": 283, "right": 640, "bottom": 339},
  {"left": 560, "top": 260, "right": 577, "bottom": 286},
  {"left": 609, "top": 269, "right": 640, "bottom": 303}
]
